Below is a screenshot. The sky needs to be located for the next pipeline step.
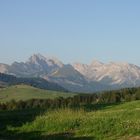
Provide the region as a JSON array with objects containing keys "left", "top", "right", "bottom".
[{"left": 0, "top": 0, "right": 140, "bottom": 65}]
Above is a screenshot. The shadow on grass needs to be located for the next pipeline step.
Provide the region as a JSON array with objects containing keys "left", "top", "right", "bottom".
[
  {"left": 0, "top": 131, "right": 95, "bottom": 140},
  {"left": 0, "top": 108, "right": 46, "bottom": 130},
  {"left": 0, "top": 109, "right": 95, "bottom": 140},
  {"left": 0, "top": 103, "right": 123, "bottom": 140}
]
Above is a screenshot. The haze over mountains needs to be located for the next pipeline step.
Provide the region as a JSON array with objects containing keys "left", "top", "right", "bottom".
[{"left": 0, "top": 54, "right": 140, "bottom": 93}]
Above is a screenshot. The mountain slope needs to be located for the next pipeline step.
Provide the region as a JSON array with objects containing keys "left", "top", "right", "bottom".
[
  {"left": 0, "top": 64, "right": 9, "bottom": 73},
  {"left": 7, "top": 54, "right": 63, "bottom": 77},
  {"left": 47, "top": 64, "right": 91, "bottom": 92},
  {"left": 73, "top": 61, "right": 140, "bottom": 89}
]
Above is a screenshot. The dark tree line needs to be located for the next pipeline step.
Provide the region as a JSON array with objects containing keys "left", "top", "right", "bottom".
[{"left": 0, "top": 87, "right": 140, "bottom": 111}]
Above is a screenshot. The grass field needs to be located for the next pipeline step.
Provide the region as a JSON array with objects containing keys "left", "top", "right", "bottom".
[
  {"left": 0, "top": 85, "right": 76, "bottom": 103},
  {"left": 0, "top": 100, "right": 139, "bottom": 140}
]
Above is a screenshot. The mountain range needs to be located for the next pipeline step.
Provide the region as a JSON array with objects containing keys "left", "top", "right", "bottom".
[{"left": 0, "top": 54, "right": 140, "bottom": 93}]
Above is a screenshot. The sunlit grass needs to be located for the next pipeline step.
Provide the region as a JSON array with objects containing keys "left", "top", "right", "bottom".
[
  {"left": 8, "top": 100, "right": 140, "bottom": 140},
  {"left": 0, "top": 85, "right": 76, "bottom": 103}
]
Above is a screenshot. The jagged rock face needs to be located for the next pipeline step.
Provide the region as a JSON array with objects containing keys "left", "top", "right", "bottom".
[
  {"left": 6, "top": 54, "right": 64, "bottom": 77},
  {"left": 0, "top": 64, "right": 9, "bottom": 73},
  {"left": 0, "top": 54, "right": 140, "bottom": 92},
  {"left": 73, "top": 61, "right": 140, "bottom": 88}
]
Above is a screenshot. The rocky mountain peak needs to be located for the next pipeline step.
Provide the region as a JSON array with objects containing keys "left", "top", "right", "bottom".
[
  {"left": 28, "top": 53, "right": 46, "bottom": 64},
  {"left": 28, "top": 54, "right": 63, "bottom": 67},
  {"left": 90, "top": 60, "right": 104, "bottom": 67}
]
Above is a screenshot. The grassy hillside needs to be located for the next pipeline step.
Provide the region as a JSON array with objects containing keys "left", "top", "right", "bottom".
[
  {"left": 0, "top": 85, "right": 76, "bottom": 103},
  {"left": 0, "top": 100, "right": 139, "bottom": 140}
]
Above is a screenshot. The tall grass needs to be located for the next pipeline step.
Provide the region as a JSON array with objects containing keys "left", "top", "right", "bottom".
[{"left": 8, "top": 101, "right": 140, "bottom": 140}]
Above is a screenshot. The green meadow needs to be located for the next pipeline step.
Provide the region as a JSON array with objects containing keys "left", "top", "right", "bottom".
[
  {"left": 0, "top": 85, "right": 76, "bottom": 103},
  {"left": 0, "top": 100, "right": 139, "bottom": 140}
]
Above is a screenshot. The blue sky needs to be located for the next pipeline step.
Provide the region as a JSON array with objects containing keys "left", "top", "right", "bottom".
[{"left": 0, "top": 0, "right": 140, "bottom": 65}]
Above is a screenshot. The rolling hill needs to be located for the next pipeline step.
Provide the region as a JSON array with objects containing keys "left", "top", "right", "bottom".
[{"left": 0, "top": 85, "right": 76, "bottom": 103}]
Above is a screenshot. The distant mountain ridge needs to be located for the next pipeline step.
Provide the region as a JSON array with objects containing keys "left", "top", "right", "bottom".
[
  {"left": 0, "top": 54, "right": 140, "bottom": 93},
  {"left": 73, "top": 61, "right": 140, "bottom": 87}
]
